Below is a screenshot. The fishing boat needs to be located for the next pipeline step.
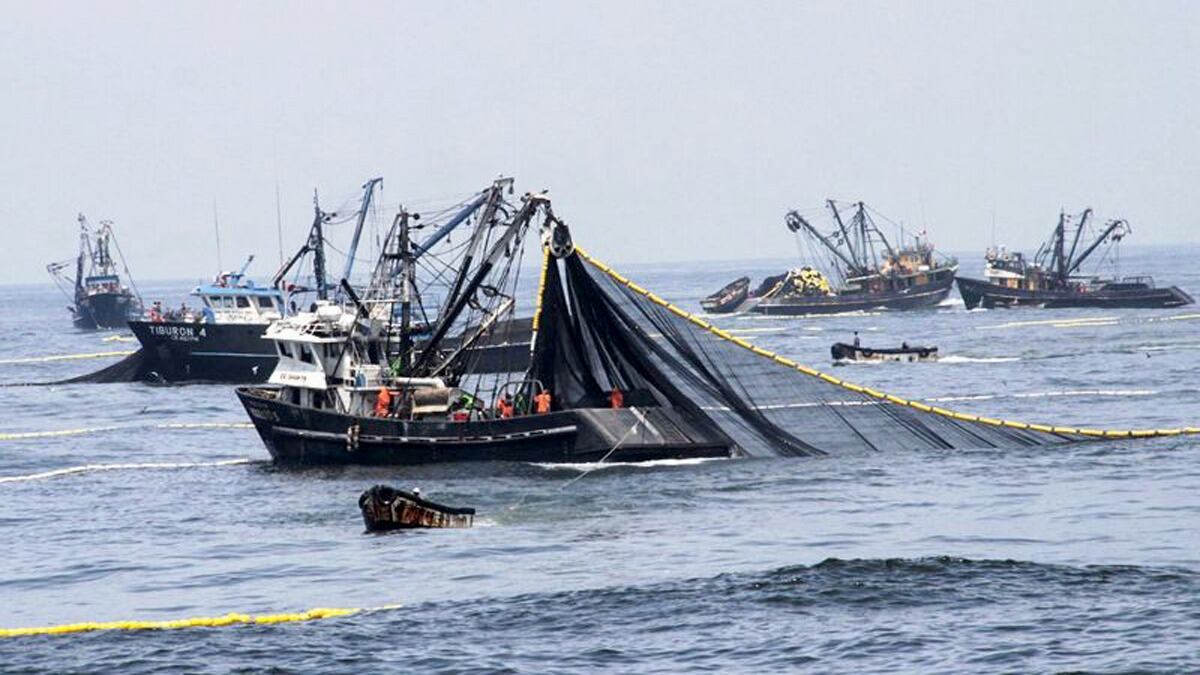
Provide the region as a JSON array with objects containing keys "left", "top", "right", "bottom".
[
  {"left": 236, "top": 181, "right": 738, "bottom": 466},
  {"left": 359, "top": 485, "right": 475, "bottom": 531},
  {"left": 125, "top": 179, "right": 383, "bottom": 383},
  {"left": 700, "top": 277, "right": 749, "bottom": 314},
  {"left": 956, "top": 209, "right": 1193, "bottom": 310},
  {"left": 126, "top": 257, "right": 288, "bottom": 383},
  {"left": 46, "top": 215, "right": 143, "bottom": 329},
  {"left": 705, "top": 201, "right": 958, "bottom": 315},
  {"left": 831, "top": 342, "right": 938, "bottom": 363}
]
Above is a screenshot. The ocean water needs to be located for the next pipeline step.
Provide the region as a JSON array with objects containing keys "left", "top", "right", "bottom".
[{"left": 2, "top": 245, "right": 1199, "bottom": 673}]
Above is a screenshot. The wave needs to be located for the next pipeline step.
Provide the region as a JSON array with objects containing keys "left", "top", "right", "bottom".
[{"left": 3, "top": 557, "right": 1197, "bottom": 671}]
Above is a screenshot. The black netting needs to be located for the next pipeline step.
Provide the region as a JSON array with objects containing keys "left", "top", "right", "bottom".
[{"left": 544, "top": 253, "right": 1076, "bottom": 457}]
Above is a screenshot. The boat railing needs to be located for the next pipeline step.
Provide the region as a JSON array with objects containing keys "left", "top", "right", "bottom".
[{"left": 1120, "top": 275, "right": 1156, "bottom": 288}]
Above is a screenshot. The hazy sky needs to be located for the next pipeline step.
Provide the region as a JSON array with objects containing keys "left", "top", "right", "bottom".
[{"left": 2, "top": 0, "right": 1197, "bottom": 284}]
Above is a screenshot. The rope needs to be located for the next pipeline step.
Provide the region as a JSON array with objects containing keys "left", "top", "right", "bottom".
[
  {"left": 574, "top": 246, "right": 1200, "bottom": 440},
  {"left": 0, "top": 605, "right": 402, "bottom": 639},
  {"left": 558, "top": 408, "right": 646, "bottom": 490}
]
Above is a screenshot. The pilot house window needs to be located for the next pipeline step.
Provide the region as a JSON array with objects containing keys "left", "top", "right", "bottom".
[{"left": 236, "top": 296, "right": 251, "bottom": 308}]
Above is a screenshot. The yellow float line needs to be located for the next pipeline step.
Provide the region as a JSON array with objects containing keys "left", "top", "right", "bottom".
[
  {"left": 573, "top": 246, "right": 1197, "bottom": 440},
  {"left": 531, "top": 247, "right": 551, "bottom": 332},
  {"left": 0, "top": 350, "right": 135, "bottom": 365},
  {"left": 0, "top": 605, "right": 400, "bottom": 639}
]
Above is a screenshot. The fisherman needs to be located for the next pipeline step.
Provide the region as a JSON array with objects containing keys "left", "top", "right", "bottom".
[
  {"left": 610, "top": 388, "right": 624, "bottom": 409},
  {"left": 150, "top": 301, "right": 164, "bottom": 323},
  {"left": 901, "top": 341, "right": 909, "bottom": 350},
  {"left": 496, "top": 393, "right": 514, "bottom": 419},
  {"left": 853, "top": 331, "right": 860, "bottom": 348},
  {"left": 374, "top": 387, "right": 392, "bottom": 417},
  {"left": 534, "top": 388, "right": 552, "bottom": 414}
]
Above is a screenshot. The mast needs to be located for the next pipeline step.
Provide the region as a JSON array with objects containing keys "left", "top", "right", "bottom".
[
  {"left": 1065, "top": 207, "right": 1091, "bottom": 273},
  {"left": 1066, "top": 219, "right": 1126, "bottom": 276},
  {"left": 434, "top": 177, "right": 513, "bottom": 320},
  {"left": 1053, "top": 210, "right": 1067, "bottom": 282},
  {"left": 311, "top": 190, "right": 329, "bottom": 301},
  {"left": 785, "top": 211, "right": 859, "bottom": 275},
  {"left": 339, "top": 177, "right": 383, "bottom": 290},
  {"left": 396, "top": 208, "right": 415, "bottom": 373},
  {"left": 827, "top": 200, "right": 862, "bottom": 273},
  {"left": 861, "top": 202, "right": 896, "bottom": 261},
  {"left": 410, "top": 193, "right": 546, "bottom": 373}
]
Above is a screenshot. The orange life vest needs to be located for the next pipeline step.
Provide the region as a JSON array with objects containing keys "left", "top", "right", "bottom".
[
  {"left": 610, "top": 389, "right": 624, "bottom": 409},
  {"left": 534, "top": 390, "right": 552, "bottom": 414},
  {"left": 374, "top": 388, "right": 392, "bottom": 417}
]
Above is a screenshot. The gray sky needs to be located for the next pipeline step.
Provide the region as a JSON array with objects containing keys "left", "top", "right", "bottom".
[{"left": 2, "top": 0, "right": 1197, "bottom": 284}]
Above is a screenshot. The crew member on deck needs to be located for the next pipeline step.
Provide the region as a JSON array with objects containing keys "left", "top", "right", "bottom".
[
  {"left": 610, "top": 388, "right": 624, "bottom": 409},
  {"left": 534, "top": 389, "right": 552, "bottom": 414},
  {"left": 853, "top": 331, "right": 861, "bottom": 348},
  {"left": 374, "top": 387, "right": 392, "bottom": 417},
  {"left": 496, "top": 394, "right": 514, "bottom": 419}
]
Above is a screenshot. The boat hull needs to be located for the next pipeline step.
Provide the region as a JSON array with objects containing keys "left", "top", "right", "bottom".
[
  {"left": 236, "top": 387, "right": 735, "bottom": 465},
  {"left": 753, "top": 274, "right": 954, "bottom": 316},
  {"left": 73, "top": 292, "right": 137, "bottom": 330},
  {"left": 128, "top": 320, "right": 276, "bottom": 383},
  {"left": 830, "top": 342, "right": 938, "bottom": 363},
  {"left": 955, "top": 277, "right": 1195, "bottom": 310},
  {"left": 700, "top": 277, "right": 750, "bottom": 314}
]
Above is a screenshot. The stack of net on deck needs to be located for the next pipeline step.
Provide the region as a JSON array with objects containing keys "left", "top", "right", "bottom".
[{"left": 530, "top": 251, "right": 1084, "bottom": 458}]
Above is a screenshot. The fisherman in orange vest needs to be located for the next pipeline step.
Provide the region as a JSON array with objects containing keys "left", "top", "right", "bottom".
[
  {"left": 374, "top": 387, "right": 392, "bottom": 417},
  {"left": 610, "top": 388, "right": 624, "bottom": 409},
  {"left": 496, "top": 394, "right": 514, "bottom": 419},
  {"left": 534, "top": 389, "right": 552, "bottom": 414}
]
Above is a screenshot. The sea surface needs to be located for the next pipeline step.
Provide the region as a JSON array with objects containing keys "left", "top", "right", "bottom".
[{"left": 2, "top": 245, "right": 1199, "bottom": 673}]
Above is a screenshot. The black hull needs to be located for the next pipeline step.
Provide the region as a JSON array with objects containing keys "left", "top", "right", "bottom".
[
  {"left": 237, "top": 387, "right": 735, "bottom": 466},
  {"left": 830, "top": 342, "right": 937, "bottom": 362},
  {"left": 753, "top": 275, "right": 955, "bottom": 316},
  {"left": 128, "top": 320, "right": 275, "bottom": 383},
  {"left": 73, "top": 292, "right": 137, "bottom": 330},
  {"left": 955, "top": 277, "right": 1195, "bottom": 310},
  {"left": 700, "top": 277, "right": 750, "bottom": 314}
]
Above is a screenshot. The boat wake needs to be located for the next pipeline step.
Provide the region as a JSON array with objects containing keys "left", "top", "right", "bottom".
[
  {"left": 532, "top": 457, "right": 729, "bottom": 472},
  {"left": 937, "top": 355, "right": 1022, "bottom": 364}
]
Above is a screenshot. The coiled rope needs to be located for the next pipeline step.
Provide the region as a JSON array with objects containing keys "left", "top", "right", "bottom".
[{"left": 575, "top": 247, "right": 1200, "bottom": 440}]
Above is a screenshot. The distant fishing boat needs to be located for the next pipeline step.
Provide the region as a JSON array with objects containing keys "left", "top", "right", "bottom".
[
  {"left": 127, "top": 257, "right": 288, "bottom": 383},
  {"left": 46, "top": 215, "right": 143, "bottom": 330},
  {"left": 831, "top": 341, "right": 938, "bottom": 363},
  {"left": 705, "top": 201, "right": 958, "bottom": 315},
  {"left": 127, "top": 179, "right": 383, "bottom": 383},
  {"left": 956, "top": 209, "right": 1194, "bottom": 310}
]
